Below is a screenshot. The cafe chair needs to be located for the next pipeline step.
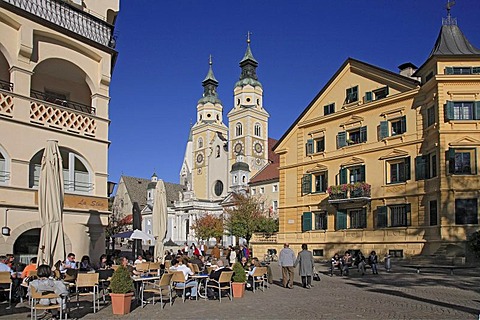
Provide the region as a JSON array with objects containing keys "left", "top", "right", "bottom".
[
  {"left": 75, "top": 273, "right": 99, "bottom": 313},
  {"left": 171, "top": 271, "right": 195, "bottom": 303},
  {"left": 135, "top": 262, "right": 150, "bottom": 275},
  {"left": 96, "top": 269, "right": 114, "bottom": 304},
  {"left": 252, "top": 267, "right": 268, "bottom": 293},
  {"left": 29, "top": 285, "right": 66, "bottom": 320},
  {"left": 0, "top": 271, "right": 12, "bottom": 308},
  {"left": 141, "top": 272, "right": 173, "bottom": 308},
  {"left": 206, "top": 271, "right": 233, "bottom": 303},
  {"left": 191, "top": 263, "right": 201, "bottom": 274},
  {"left": 148, "top": 262, "right": 161, "bottom": 276}
]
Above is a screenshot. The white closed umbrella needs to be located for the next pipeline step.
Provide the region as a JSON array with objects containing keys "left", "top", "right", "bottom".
[
  {"left": 37, "top": 140, "right": 66, "bottom": 267},
  {"left": 152, "top": 180, "right": 168, "bottom": 261},
  {"left": 130, "top": 229, "right": 155, "bottom": 243}
]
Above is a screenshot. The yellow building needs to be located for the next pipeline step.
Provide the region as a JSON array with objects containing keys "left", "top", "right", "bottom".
[
  {"left": 260, "top": 14, "right": 480, "bottom": 260},
  {"left": 0, "top": 0, "right": 119, "bottom": 263}
]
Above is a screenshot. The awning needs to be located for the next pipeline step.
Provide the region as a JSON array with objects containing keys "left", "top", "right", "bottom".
[{"left": 111, "top": 230, "right": 133, "bottom": 238}]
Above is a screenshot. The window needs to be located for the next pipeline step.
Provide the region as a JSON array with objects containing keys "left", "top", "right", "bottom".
[
  {"left": 379, "top": 116, "right": 406, "bottom": 139},
  {"left": 312, "top": 249, "right": 324, "bottom": 257},
  {"left": 314, "top": 172, "right": 327, "bottom": 193},
  {"left": 314, "top": 212, "right": 327, "bottom": 230},
  {"left": 235, "top": 123, "right": 243, "bottom": 136},
  {"left": 324, "top": 103, "right": 335, "bottom": 115},
  {"left": 254, "top": 123, "right": 261, "bottom": 137},
  {"left": 251, "top": 188, "right": 256, "bottom": 195},
  {"left": 301, "top": 174, "right": 312, "bottom": 195},
  {"left": 272, "top": 200, "right": 278, "bottom": 211},
  {"left": 0, "top": 151, "right": 9, "bottom": 183},
  {"left": 445, "top": 66, "right": 480, "bottom": 75},
  {"left": 376, "top": 204, "right": 411, "bottom": 228},
  {"left": 389, "top": 250, "right": 403, "bottom": 258},
  {"left": 302, "top": 212, "right": 312, "bottom": 232},
  {"left": 388, "top": 157, "right": 411, "bottom": 184},
  {"left": 415, "top": 153, "right": 437, "bottom": 180},
  {"left": 455, "top": 199, "right": 478, "bottom": 225},
  {"left": 260, "top": 187, "right": 264, "bottom": 194},
  {"left": 429, "top": 200, "right": 438, "bottom": 226},
  {"left": 305, "top": 139, "right": 314, "bottom": 155},
  {"left": 272, "top": 184, "right": 278, "bottom": 192},
  {"left": 306, "top": 138, "right": 325, "bottom": 155},
  {"left": 336, "top": 208, "right": 366, "bottom": 230},
  {"left": 197, "top": 138, "right": 203, "bottom": 149},
  {"left": 339, "top": 165, "right": 365, "bottom": 184},
  {"left": 29, "top": 147, "right": 92, "bottom": 193},
  {"left": 147, "top": 219, "right": 151, "bottom": 226},
  {"left": 373, "top": 86, "right": 389, "bottom": 100},
  {"left": 215, "top": 145, "right": 220, "bottom": 158},
  {"left": 337, "top": 127, "right": 367, "bottom": 148},
  {"left": 427, "top": 106, "right": 435, "bottom": 127},
  {"left": 345, "top": 86, "right": 358, "bottom": 104},
  {"left": 214, "top": 180, "right": 224, "bottom": 196},
  {"left": 445, "top": 101, "right": 480, "bottom": 121},
  {"left": 448, "top": 148, "right": 476, "bottom": 175}
]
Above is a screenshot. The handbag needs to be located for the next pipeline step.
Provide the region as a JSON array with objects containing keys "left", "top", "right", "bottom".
[{"left": 312, "top": 267, "right": 320, "bottom": 281}]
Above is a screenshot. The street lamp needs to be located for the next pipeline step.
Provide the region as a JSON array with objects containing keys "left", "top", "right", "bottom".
[{"left": 107, "top": 181, "right": 117, "bottom": 197}]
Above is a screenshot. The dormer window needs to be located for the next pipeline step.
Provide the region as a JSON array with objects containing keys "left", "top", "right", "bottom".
[{"left": 345, "top": 86, "right": 358, "bottom": 104}]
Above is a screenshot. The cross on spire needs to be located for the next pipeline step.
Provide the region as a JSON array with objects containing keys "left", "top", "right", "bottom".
[
  {"left": 247, "top": 31, "right": 252, "bottom": 44},
  {"left": 209, "top": 54, "right": 213, "bottom": 66}
]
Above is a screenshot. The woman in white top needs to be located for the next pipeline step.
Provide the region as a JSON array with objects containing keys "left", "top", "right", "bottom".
[{"left": 228, "top": 245, "right": 237, "bottom": 267}]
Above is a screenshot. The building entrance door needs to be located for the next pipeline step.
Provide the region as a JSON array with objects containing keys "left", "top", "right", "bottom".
[{"left": 13, "top": 228, "right": 40, "bottom": 265}]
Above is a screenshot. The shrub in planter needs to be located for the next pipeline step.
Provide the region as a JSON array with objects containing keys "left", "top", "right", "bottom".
[
  {"left": 231, "top": 262, "right": 247, "bottom": 298},
  {"left": 109, "top": 265, "right": 134, "bottom": 314}
]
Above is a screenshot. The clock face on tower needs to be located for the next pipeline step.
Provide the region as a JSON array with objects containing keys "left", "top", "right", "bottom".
[
  {"left": 234, "top": 142, "right": 243, "bottom": 155},
  {"left": 196, "top": 153, "right": 204, "bottom": 164},
  {"left": 254, "top": 142, "right": 263, "bottom": 154}
]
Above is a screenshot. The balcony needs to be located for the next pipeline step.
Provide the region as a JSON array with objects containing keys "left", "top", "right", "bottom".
[
  {"left": 327, "top": 182, "right": 371, "bottom": 203},
  {"left": 0, "top": 80, "right": 13, "bottom": 91},
  {"left": 31, "top": 90, "right": 95, "bottom": 114},
  {"left": 1, "top": 0, "right": 116, "bottom": 49}
]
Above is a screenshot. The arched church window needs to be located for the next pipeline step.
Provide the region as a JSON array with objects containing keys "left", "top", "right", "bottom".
[
  {"left": 254, "top": 123, "right": 261, "bottom": 137},
  {"left": 216, "top": 145, "right": 220, "bottom": 158},
  {"left": 198, "top": 138, "right": 203, "bottom": 149},
  {"left": 0, "top": 147, "right": 9, "bottom": 183},
  {"left": 235, "top": 123, "right": 243, "bottom": 137}
]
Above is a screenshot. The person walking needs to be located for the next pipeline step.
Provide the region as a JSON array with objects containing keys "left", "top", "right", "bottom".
[
  {"left": 294, "top": 243, "right": 314, "bottom": 289},
  {"left": 278, "top": 243, "right": 295, "bottom": 289}
]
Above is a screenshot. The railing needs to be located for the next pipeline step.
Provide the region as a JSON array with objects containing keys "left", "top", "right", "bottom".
[
  {"left": 32, "top": 176, "right": 93, "bottom": 192},
  {"left": 328, "top": 183, "right": 371, "bottom": 202},
  {"left": 0, "top": 170, "right": 10, "bottom": 182},
  {"left": 0, "top": 80, "right": 13, "bottom": 91},
  {"left": 251, "top": 233, "right": 278, "bottom": 243},
  {"left": 31, "top": 89, "right": 95, "bottom": 114},
  {"left": 1, "top": 0, "right": 116, "bottom": 48}
]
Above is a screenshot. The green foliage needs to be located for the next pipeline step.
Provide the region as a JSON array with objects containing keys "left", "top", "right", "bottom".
[
  {"left": 191, "top": 213, "right": 224, "bottom": 243},
  {"left": 467, "top": 230, "right": 480, "bottom": 258},
  {"left": 109, "top": 266, "right": 134, "bottom": 294},
  {"left": 256, "top": 217, "right": 279, "bottom": 235},
  {"left": 232, "top": 262, "right": 247, "bottom": 283},
  {"left": 224, "top": 193, "right": 263, "bottom": 244}
]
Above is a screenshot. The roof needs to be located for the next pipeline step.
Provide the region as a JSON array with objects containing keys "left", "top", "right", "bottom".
[
  {"left": 273, "top": 58, "right": 419, "bottom": 151},
  {"left": 230, "top": 161, "right": 250, "bottom": 173},
  {"left": 121, "top": 175, "right": 185, "bottom": 208},
  {"left": 249, "top": 138, "right": 279, "bottom": 185},
  {"left": 429, "top": 23, "right": 480, "bottom": 57}
]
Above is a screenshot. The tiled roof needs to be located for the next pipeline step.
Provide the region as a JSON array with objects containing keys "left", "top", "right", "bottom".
[
  {"left": 249, "top": 138, "right": 279, "bottom": 185},
  {"left": 122, "top": 175, "right": 184, "bottom": 208}
]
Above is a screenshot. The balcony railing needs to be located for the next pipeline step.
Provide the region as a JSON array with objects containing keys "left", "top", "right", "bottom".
[
  {"left": 0, "top": 80, "right": 13, "bottom": 91},
  {"left": 327, "top": 183, "right": 371, "bottom": 202},
  {"left": 0, "top": 170, "right": 10, "bottom": 182},
  {"left": 31, "top": 90, "right": 95, "bottom": 114},
  {"left": 1, "top": 0, "right": 116, "bottom": 48}
]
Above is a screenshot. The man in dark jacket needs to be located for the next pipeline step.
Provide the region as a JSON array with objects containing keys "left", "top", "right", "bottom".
[{"left": 207, "top": 260, "right": 232, "bottom": 299}]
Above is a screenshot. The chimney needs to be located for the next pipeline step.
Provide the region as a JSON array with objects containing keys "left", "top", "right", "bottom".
[{"left": 398, "top": 62, "right": 418, "bottom": 78}]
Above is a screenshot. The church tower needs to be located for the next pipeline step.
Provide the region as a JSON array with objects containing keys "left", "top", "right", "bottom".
[
  {"left": 228, "top": 35, "right": 270, "bottom": 186},
  {"left": 190, "top": 57, "right": 229, "bottom": 200}
]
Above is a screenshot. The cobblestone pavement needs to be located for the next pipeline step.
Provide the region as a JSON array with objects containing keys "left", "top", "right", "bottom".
[{"left": 2, "top": 264, "right": 480, "bottom": 319}]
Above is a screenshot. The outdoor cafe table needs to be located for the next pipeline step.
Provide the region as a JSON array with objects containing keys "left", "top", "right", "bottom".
[
  {"left": 132, "top": 275, "right": 160, "bottom": 305},
  {"left": 190, "top": 274, "right": 208, "bottom": 299}
]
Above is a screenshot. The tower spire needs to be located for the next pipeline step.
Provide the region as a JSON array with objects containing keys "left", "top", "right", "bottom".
[
  {"left": 236, "top": 32, "right": 262, "bottom": 88},
  {"left": 198, "top": 55, "right": 221, "bottom": 104}
]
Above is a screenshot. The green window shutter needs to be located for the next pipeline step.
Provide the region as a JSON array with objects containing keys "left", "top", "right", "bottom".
[
  {"left": 385, "top": 86, "right": 389, "bottom": 96},
  {"left": 339, "top": 167, "right": 347, "bottom": 184},
  {"left": 425, "top": 155, "right": 431, "bottom": 179},
  {"left": 301, "top": 174, "right": 312, "bottom": 195},
  {"left": 306, "top": 139, "right": 314, "bottom": 155},
  {"left": 302, "top": 212, "right": 312, "bottom": 232},
  {"left": 323, "top": 172, "right": 328, "bottom": 192},
  {"left": 360, "top": 126, "right": 367, "bottom": 142},
  {"left": 379, "top": 121, "right": 389, "bottom": 140},
  {"left": 400, "top": 116, "right": 407, "bottom": 133},
  {"left": 404, "top": 156, "right": 411, "bottom": 181},
  {"left": 360, "top": 207, "right": 367, "bottom": 228},
  {"left": 317, "top": 139, "right": 325, "bottom": 152},
  {"left": 445, "top": 101, "right": 454, "bottom": 120},
  {"left": 415, "top": 156, "right": 426, "bottom": 180},
  {"left": 336, "top": 210, "right": 347, "bottom": 230},
  {"left": 324, "top": 105, "right": 328, "bottom": 115},
  {"left": 337, "top": 131, "right": 346, "bottom": 148},
  {"left": 376, "top": 206, "right": 387, "bottom": 228},
  {"left": 360, "top": 165, "right": 366, "bottom": 182},
  {"left": 405, "top": 203, "right": 411, "bottom": 226},
  {"left": 447, "top": 148, "right": 455, "bottom": 174},
  {"left": 473, "top": 67, "right": 480, "bottom": 74},
  {"left": 365, "top": 91, "right": 373, "bottom": 102},
  {"left": 475, "top": 101, "right": 480, "bottom": 120},
  {"left": 445, "top": 67, "right": 454, "bottom": 75}
]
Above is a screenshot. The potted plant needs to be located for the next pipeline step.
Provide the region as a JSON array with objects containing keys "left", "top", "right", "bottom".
[
  {"left": 231, "top": 262, "right": 247, "bottom": 298},
  {"left": 109, "top": 265, "right": 134, "bottom": 315}
]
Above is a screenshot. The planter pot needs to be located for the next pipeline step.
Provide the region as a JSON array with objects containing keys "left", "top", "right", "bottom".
[
  {"left": 110, "top": 292, "right": 134, "bottom": 315},
  {"left": 232, "top": 282, "right": 245, "bottom": 298}
]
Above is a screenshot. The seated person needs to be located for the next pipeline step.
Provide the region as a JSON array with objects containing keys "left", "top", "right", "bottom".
[
  {"left": 169, "top": 258, "right": 197, "bottom": 300},
  {"left": 28, "top": 264, "right": 69, "bottom": 318},
  {"left": 354, "top": 251, "right": 367, "bottom": 275},
  {"left": 342, "top": 251, "right": 353, "bottom": 276},
  {"left": 189, "top": 254, "right": 205, "bottom": 272},
  {"left": 246, "top": 258, "right": 261, "bottom": 290},
  {"left": 240, "top": 256, "right": 249, "bottom": 270},
  {"left": 79, "top": 255, "right": 95, "bottom": 272},
  {"left": 207, "top": 259, "right": 232, "bottom": 300},
  {"left": 134, "top": 255, "right": 146, "bottom": 265},
  {"left": 21, "top": 257, "right": 38, "bottom": 279},
  {"left": 60, "top": 253, "right": 77, "bottom": 274},
  {"left": 330, "top": 253, "right": 343, "bottom": 276},
  {"left": 96, "top": 254, "right": 109, "bottom": 270}
]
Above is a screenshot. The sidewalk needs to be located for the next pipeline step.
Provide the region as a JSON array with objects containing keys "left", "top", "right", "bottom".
[{"left": 2, "top": 263, "right": 479, "bottom": 319}]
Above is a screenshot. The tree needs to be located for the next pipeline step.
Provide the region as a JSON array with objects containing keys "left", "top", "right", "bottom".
[
  {"left": 224, "top": 193, "right": 277, "bottom": 244},
  {"left": 190, "top": 213, "right": 224, "bottom": 243}
]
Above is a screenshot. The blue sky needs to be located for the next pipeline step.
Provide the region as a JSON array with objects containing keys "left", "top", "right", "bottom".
[{"left": 108, "top": 0, "right": 480, "bottom": 188}]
